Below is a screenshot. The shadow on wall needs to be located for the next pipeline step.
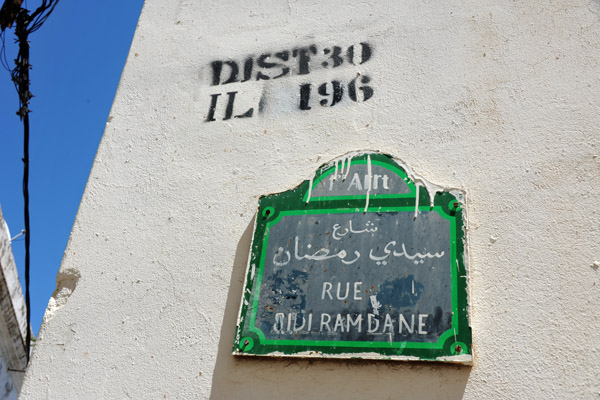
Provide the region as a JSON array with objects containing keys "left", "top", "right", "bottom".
[{"left": 210, "top": 218, "right": 471, "bottom": 400}]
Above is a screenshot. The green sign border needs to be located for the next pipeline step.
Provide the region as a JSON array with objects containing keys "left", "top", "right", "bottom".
[{"left": 233, "top": 153, "right": 472, "bottom": 362}]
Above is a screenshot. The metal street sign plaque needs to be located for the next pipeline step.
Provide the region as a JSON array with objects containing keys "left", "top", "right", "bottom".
[{"left": 233, "top": 152, "right": 472, "bottom": 363}]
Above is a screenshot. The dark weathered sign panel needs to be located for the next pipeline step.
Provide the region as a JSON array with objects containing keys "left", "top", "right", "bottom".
[{"left": 233, "top": 152, "right": 472, "bottom": 363}]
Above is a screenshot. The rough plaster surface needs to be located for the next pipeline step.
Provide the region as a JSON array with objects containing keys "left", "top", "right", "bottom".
[
  {"left": 0, "top": 207, "right": 26, "bottom": 395},
  {"left": 21, "top": 0, "right": 600, "bottom": 398}
]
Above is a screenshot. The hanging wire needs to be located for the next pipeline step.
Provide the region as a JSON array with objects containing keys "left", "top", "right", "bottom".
[
  {"left": 1, "top": 0, "right": 60, "bottom": 367},
  {"left": 0, "top": 30, "right": 12, "bottom": 71}
]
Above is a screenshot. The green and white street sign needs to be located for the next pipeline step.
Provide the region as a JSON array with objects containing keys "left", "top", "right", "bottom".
[{"left": 234, "top": 152, "right": 472, "bottom": 363}]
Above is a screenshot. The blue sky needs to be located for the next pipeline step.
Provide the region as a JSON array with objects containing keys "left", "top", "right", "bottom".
[{"left": 0, "top": 0, "right": 144, "bottom": 334}]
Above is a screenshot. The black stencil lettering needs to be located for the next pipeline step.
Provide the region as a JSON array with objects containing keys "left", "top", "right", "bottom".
[
  {"left": 208, "top": 41, "right": 375, "bottom": 121},
  {"left": 348, "top": 75, "right": 374, "bottom": 102},
  {"left": 235, "top": 107, "right": 254, "bottom": 118},
  {"left": 293, "top": 45, "right": 317, "bottom": 75},
  {"left": 347, "top": 43, "right": 372, "bottom": 65},
  {"left": 224, "top": 91, "right": 237, "bottom": 120},
  {"left": 205, "top": 93, "right": 221, "bottom": 122},
  {"left": 210, "top": 61, "right": 223, "bottom": 86},
  {"left": 211, "top": 61, "right": 239, "bottom": 85},
  {"left": 346, "top": 46, "right": 354, "bottom": 65},
  {"left": 242, "top": 57, "right": 253, "bottom": 83},
  {"left": 258, "top": 92, "right": 266, "bottom": 114},
  {"left": 256, "top": 53, "right": 277, "bottom": 80},
  {"left": 359, "top": 42, "right": 372, "bottom": 64},
  {"left": 328, "top": 46, "right": 344, "bottom": 68},
  {"left": 272, "top": 51, "right": 290, "bottom": 79},
  {"left": 318, "top": 81, "right": 343, "bottom": 107},
  {"left": 299, "top": 84, "right": 312, "bottom": 110},
  {"left": 224, "top": 61, "right": 240, "bottom": 84}
]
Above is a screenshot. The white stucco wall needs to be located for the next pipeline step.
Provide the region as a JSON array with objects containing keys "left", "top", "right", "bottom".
[
  {"left": 21, "top": 0, "right": 600, "bottom": 398},
  {"left": 0, "top": 207, "right": 27, "bottom": 398}
]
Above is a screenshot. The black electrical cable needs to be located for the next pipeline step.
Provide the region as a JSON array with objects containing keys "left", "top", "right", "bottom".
[
  {"left": 2, "top": 0, "right": 60, "bottom": 366},
  {"left": 14, "top": 7, "right": 32, "bottom": 364},
  {"left": 22, "top": 89, "right": 31, "bottom": 364}
]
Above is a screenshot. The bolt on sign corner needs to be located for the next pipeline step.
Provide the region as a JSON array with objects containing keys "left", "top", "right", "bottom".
[{"left": 233, "top": 152, "right": 472, "bottom": 364}]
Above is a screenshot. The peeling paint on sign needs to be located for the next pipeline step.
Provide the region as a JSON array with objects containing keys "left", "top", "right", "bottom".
[{"left": 233, "top": 152, "right": 472, "bottom": 364}]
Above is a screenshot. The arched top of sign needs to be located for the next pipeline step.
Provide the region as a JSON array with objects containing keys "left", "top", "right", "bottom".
[
  {"left": 234, "top": 151, "right": 472, "bottom": 364},
  {"left": 304, "top": 155, "right": 415, "bottom": 201}
]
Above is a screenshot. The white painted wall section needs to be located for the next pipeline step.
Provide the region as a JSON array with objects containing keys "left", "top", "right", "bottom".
[
  {"left": 0, "top": 206, "right": 27, "bottom": 398},
  {"left": 21, "top": 1, "right": 600, "bottom": 399}
]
